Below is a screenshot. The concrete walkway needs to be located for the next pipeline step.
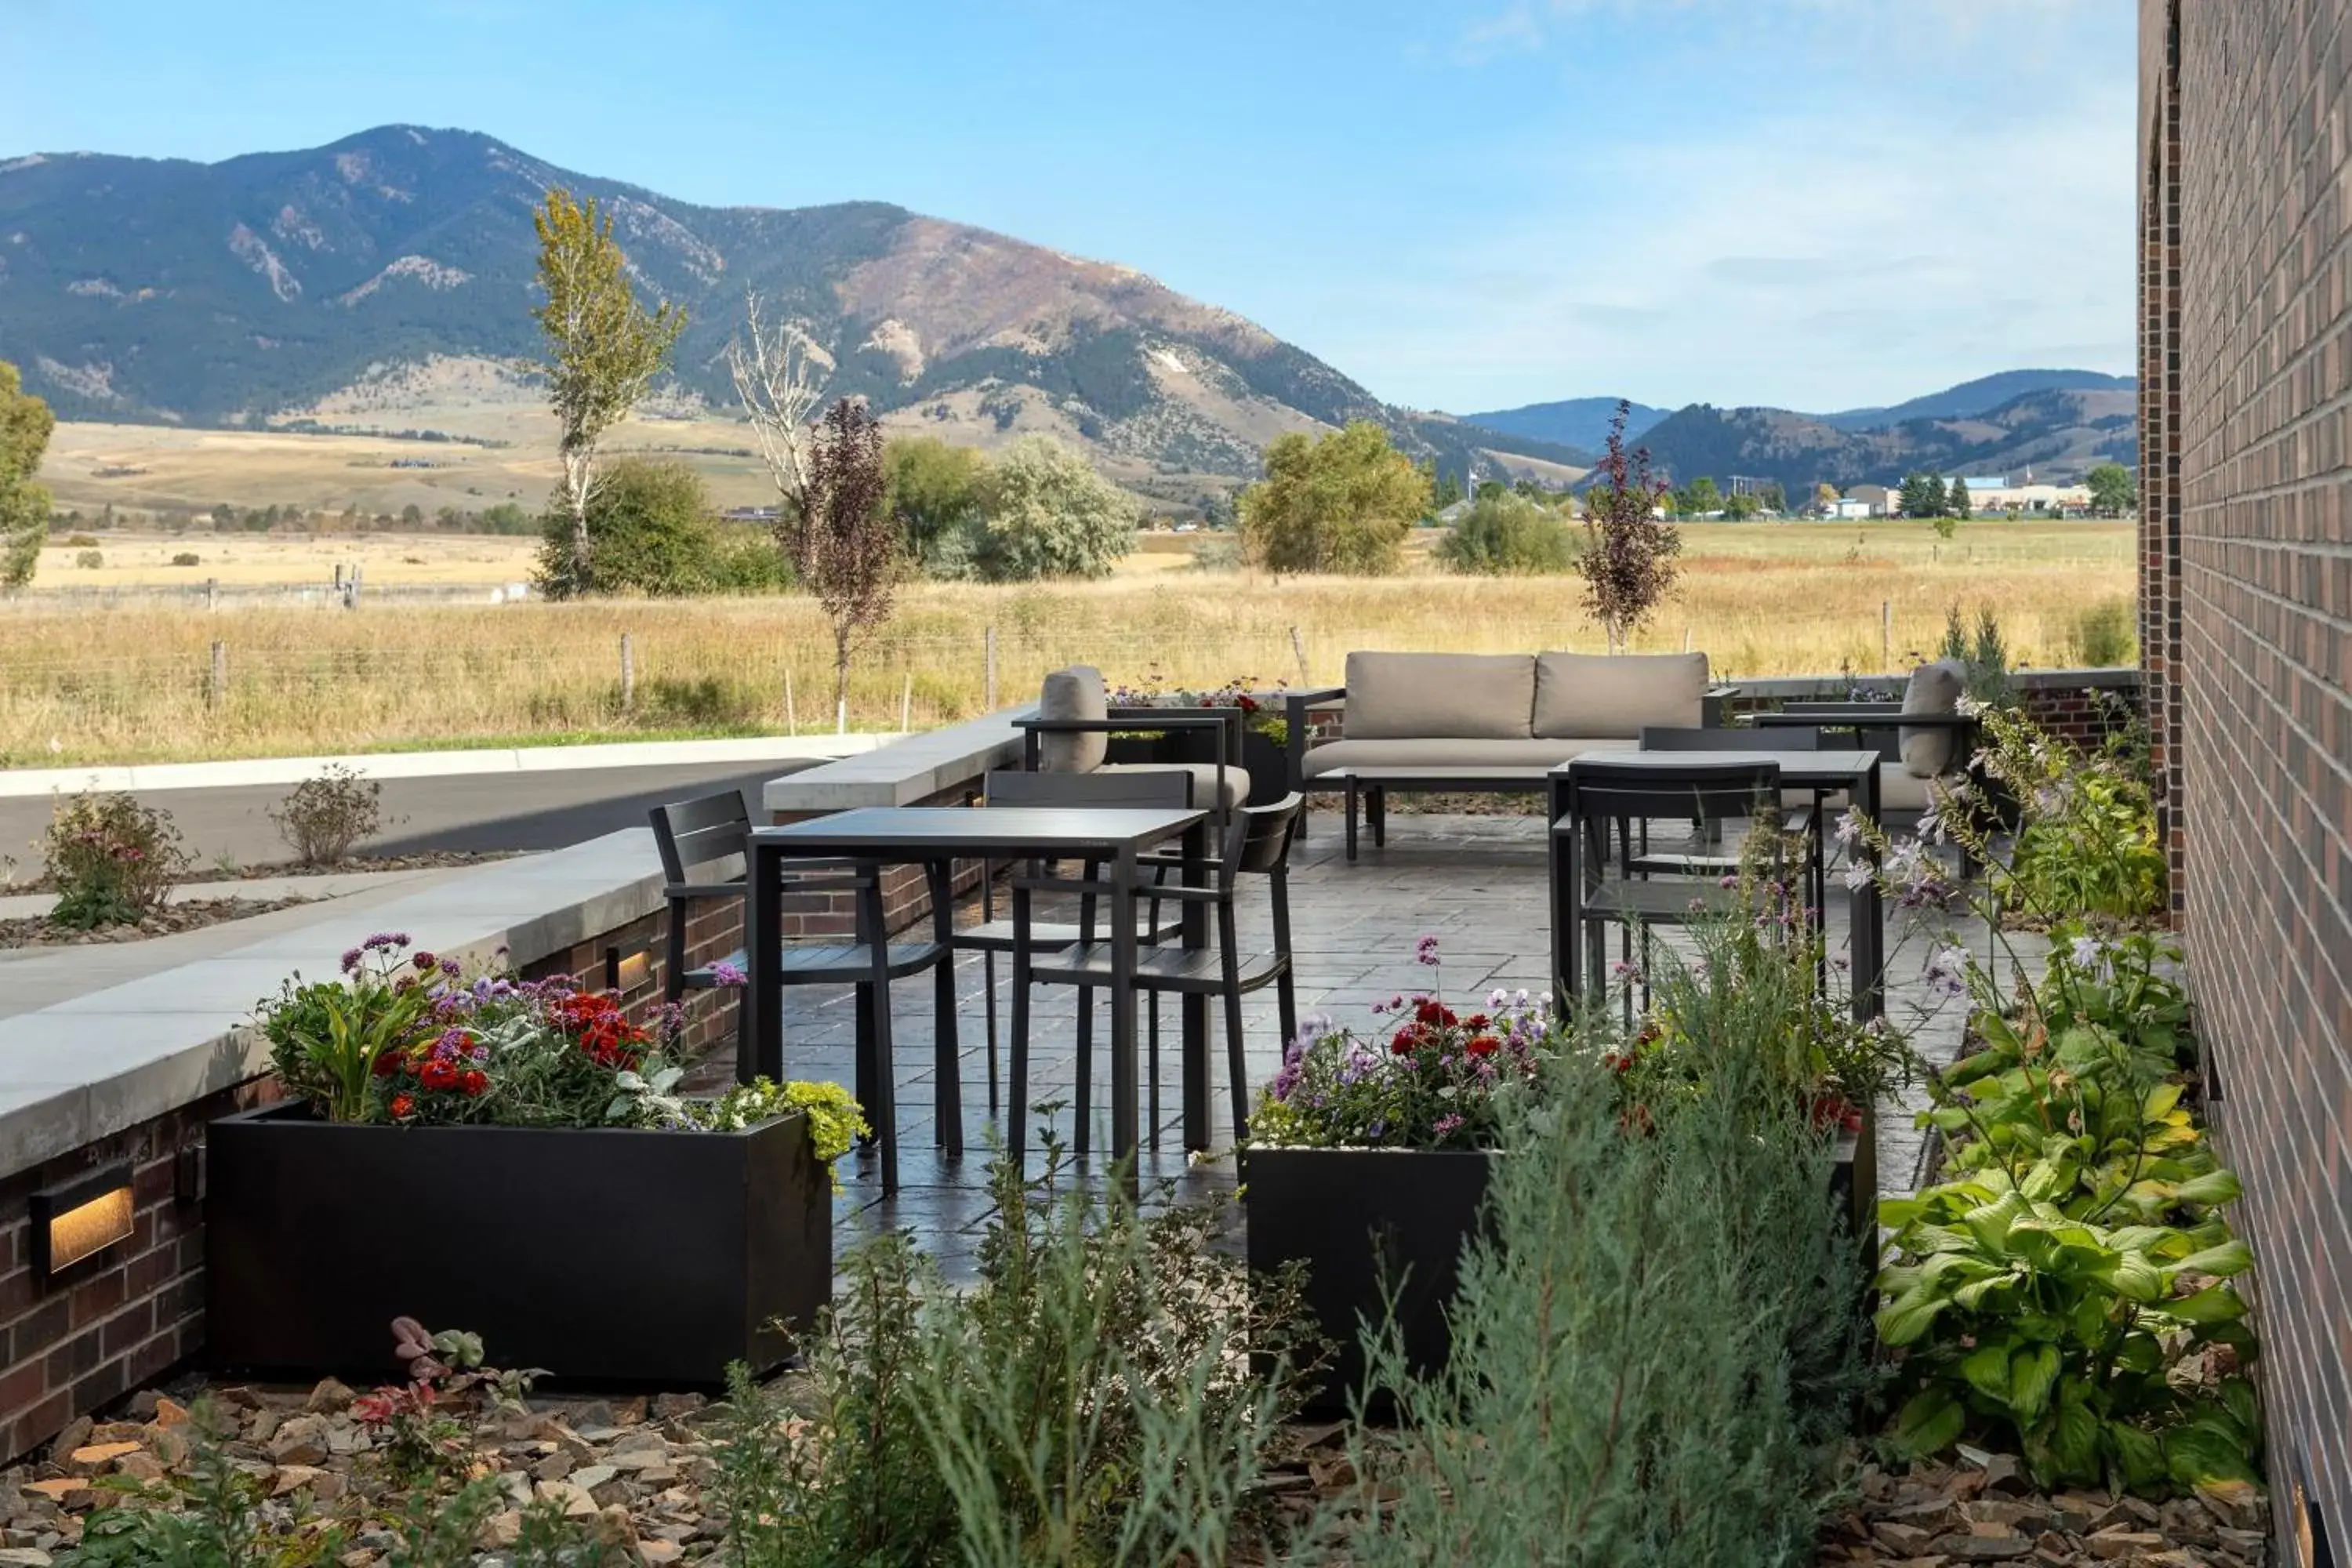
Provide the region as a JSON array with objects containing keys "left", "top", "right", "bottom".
[{"left": 0, "top": 866, "right": 453, "bottom": 923}]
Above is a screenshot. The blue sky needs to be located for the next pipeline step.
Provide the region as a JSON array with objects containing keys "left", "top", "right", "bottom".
[{"left": 1, "top": 0, "right": 2136, "bottom": 414}]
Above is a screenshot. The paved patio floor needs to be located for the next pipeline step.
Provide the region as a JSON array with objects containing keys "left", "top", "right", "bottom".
[{"left": 708, "top": 809, "right": 2029, "bottom": 1281}]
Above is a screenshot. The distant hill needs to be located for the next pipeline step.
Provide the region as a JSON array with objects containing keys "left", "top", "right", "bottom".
[
  {"left": 1458, "top": 397, "right": 1665, "bottom": 453},
  {"left": 0, "top": 125, "right": 1581, "bottom": 492},
  {"left": 1818, "top": 368, "right": 2136, "bottom": 432},
  {"left": 1634, "top": 386, "right": 2138, "bottom": 495}
]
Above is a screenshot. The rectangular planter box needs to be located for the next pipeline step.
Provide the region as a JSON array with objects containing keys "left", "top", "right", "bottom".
[
  {"left": 1240, "top": 1146, "right": 1493, "bottom": 1413},
  {"left": 206, "top": 1104, "right": 829, "bottom": 1387},
  {"left": 1243, "top": 1122, "right": 1872, "bottom": 1412}
]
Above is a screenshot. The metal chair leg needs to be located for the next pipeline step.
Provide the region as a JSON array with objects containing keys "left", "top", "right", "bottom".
[{"left": 1218, "top": 906, "right": 1250, "bottom": 1144}]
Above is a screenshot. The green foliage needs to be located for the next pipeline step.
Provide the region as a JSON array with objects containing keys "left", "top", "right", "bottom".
[
  {"left": 2072, "top": 595, "right": 2137, "bottom": 666},
  {"left": 971, "top": 434, "right": 1138, "bottom": 582},
  {"left": 269, "top": 764, "right": 384, "bottom": 866},
  {"left": 533, "top": 458, "right": 733, "bottom": 599},
  {"left": 532, "top": 187, "right": 688, "bottom": 596},
  {"left": 1899, "top": 472, "right": 1948, "bottom": 520},
  {"left": 0, "top": 359, "right": 53, "bottom": 591},
  {"left": 1673, "top": 474, "right": 1722, "bottom": 517},
  {"left": 1436, "top": 492, "right": 1577, "bottom": 575},
  {"left": 1930, "top": 511, "right": 1958, "bottom": 540},
  {"left": 885, "top": 435, "right": 994, "bottom": 571},
  {"left": 1239, "top": 420, "right": 1430, "bottom": 575},
  {"left": 713, "top": 1134, "right": 1319, "bottom": 1566},
  {"left": 258, "top": 940, "right": 439, "bottom": 1123},
  {"left": 1976, "top": 709, "right": 2165, "bottom": 922},
  {"left": 1939, "top": 601, "right": 2017, "bottom": 707},
  {"left": 43, "top": 790, "right": 194, "bottom": 929},
  {"left": 2086, "top": 461, "right": 2137, "bottom": 517},
  {"left": 1947, "top": 476, "right": 1973, "bottom": 518},
  {"left": 75, "top": 549, "right": 103, "bottom": 569},
  {"left": 625, "top": 1075, "right": 870, "bottom": 1192},
  {"left": 1336, "top": 1047, "right": 1867, "bottom": 1564}
]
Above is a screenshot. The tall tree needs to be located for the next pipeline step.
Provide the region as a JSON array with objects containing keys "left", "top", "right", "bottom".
[
  {"left": 784, "top": 399, "right": 898, "bottom": 731},
  {"left": 0, "top": 360, "right": 55, "bottom": 591},
  {"left": 1947, "top": 477, "right": 1973, "bottom": 518},
  {"left": 1677, "top": 476, "right": 1722, "bottom": 517},
  {"left": 531, "top": 188, "right": 686, "bottom": 596},
  {"left": 1579, "top": 402, "right": 1682, "bottom": 653},
  {"left": 884, "top": 436, "right": 993, "bottom": 572},
  {"left": 1238, "top": 421, "right": 1431, "bottom": 575},
  {"left": 728, "top": 292, "right": 829, "bottom": 521},
  {"left": 532, "top": 457, "right": 721, "bottom": 598},
  {"left": 1813, "top": 481, "right": 1840, "bottom": 516},
  {"left": 976, "top": 436, "right": 1137, "bottom": 582},
  {"left": 2085, "top": 462, "right": 2137, "bottom": 517}
]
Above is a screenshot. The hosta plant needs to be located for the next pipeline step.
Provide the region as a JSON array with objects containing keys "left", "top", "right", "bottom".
[{"left": 1878, "top": 1165, "right": 2260, "bottom": 1496}]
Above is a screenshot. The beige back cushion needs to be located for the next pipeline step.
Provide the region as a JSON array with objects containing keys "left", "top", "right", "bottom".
[
  {"left": 1533, "top": 652, "right": 1709, "bottom": 739},
  {"left": 1342, "top": 653, "right": 1535, "bottom": 739},
  {"left": 1037, "top": 666, "right": 1108, "bottom": 773},
  {"left": 1899, "top": 659, "right": 1968, "bottom": 778}
]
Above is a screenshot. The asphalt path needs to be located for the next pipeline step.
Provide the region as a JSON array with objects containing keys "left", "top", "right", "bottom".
[{"left": 0, "top": 760, "right": 807, "bottom": 873}]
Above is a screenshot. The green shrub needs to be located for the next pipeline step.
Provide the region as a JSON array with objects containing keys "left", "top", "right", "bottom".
[
  {"left": 1940, "top": 601, "right": 2016, "bottom": 707},
  {"left": 1189, "top": 534, "right": 1243, "bottom": 573},
  {"left": 534, "top": 458, "right": 749, "bottom": 598},
  {"left": 268, "top": 763, "right": 383, "bottom": 866},
  {"left": 1975, "top": 709, "right": 2166, "bottom": 922},
  {"left": 169, "top": 551, "right": 201, "bottom": 567},
  {"left": 712, "top": 1132, "right": 1320, "bottom": 1566},
  {"left": 60, "top": 532, "right": 98, "bottom": 548},
  {"left": 43, "top": 790, "right": 192, "bottom": 928},
  {"left": 1436, "top": 492, "right": 1577, "bottom": 575},
  {"left": 2072, "top": 596, "right": 2137, "bottom": 666},
  {"left": 75, "top": 548, "right": 103, "bottom": 569},
  {"left": 1333, "top": 1040, "right": 1867, "bottom": 1566}
]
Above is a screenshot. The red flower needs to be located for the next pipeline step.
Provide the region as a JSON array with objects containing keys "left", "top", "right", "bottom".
[
  {"left": 1465, "top": 1034, "right": 1501, "bottom": 1058},
  {"left": 390, "top": 1093, "right": 416, "bottom": 1119},
  {"left": 459, "top": 1069, "right": 488, "bottom": 1097},
  {"left": 418, "top": 1059, "right": 459, "bottom": 1092},
  {"left": 372, "top": 1048, "right": 401, "bottom": 1078},
  {"left": 1413, "top": 1000, "right": 1458, "bottom": 1029},
  {"left": 1464, "top": 1013, "right": 1490, "bottom": 1030},
  {"left": 1390, "top": 1024, "right": 1424, "bottom": 1055}
]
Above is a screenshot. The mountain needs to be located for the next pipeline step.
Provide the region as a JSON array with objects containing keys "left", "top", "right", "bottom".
[
  {"left": 1634, "top": 386, "right": 2138, "bottom": 496},
  {"left": 1818, "top": 368, "right": 2136, "bottom": 432},
  {"left": 0, "top": 125, "right": 1582, "bottom": 491},
  {"left": 1458, "top": 397, "right": 1666, "bottom": 452}
]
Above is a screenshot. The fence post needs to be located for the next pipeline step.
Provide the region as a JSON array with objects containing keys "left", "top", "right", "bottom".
[
  {"left": 900, "top": 672, "right": 913, "bottom": 734},
  {"left": 619, "top": 633, "right": 635, "bottom": 713},
  {"left": 1881, "top": 601, "right": 1893, "bottom": 670},
  {"left": 785, "top": 670, "right": 797, "bottom": 736},
  {"left": 984, "top": 624, "right": 998, "bottom": 710},
  {"left": 205, "top": 577, "right": 217, "bottom": 612},
  {"left": 1289, "top": 626, "right": 1309, "bottom": 685},
  {"left": 208, "top": 640, "right": 226, "bottom": 710}
]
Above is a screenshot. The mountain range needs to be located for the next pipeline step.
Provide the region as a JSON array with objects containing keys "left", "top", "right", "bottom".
[
  {"left": 0, "top": 124, "right": 2133, "bottom": 505},
  {"left": 0, "top": 125, "right": 1585, "bottom": 494}
]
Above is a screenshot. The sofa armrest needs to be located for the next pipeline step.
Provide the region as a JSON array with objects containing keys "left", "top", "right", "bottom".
[
  {"left": 1010, "top": 713, "right": 1232, "bottom": 781},
  {"left": 1283, "top": 685, "right": 1347, "bottom": 791},
  {"left": 1702, "top": 684, "right": 1740, "bottom": 728}
]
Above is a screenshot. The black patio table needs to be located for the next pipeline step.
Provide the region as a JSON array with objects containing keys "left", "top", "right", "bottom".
[
  {"left": 1545, "top": 750, "right": 1886, "bottom": 1021},
  {"left": 748, "top": 804, "right": 1212, "bottom": 1193}
]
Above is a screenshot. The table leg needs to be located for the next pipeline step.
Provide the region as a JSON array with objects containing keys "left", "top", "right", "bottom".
[
  {"left": 748, "top": 844, "right": 780, "bottom": 1084},
  {"left": 1852, "top": 768, "right": 1886, "bottom": 1022},
  {"left": 1180, "top": 818, "right": 1210, "bottom": 1153},
  {"left": 927, "top": 861, "right": 963, "bottom": 1158},
  {"left": 1109, "top": 847, "right": 1140, "bottom": 1170},
  {"left": 1345, "top": 776, "right": 1360, "bottom": 862},
  {"left": 859, "top": 873, "right": 900, "bottom": 1196},
  {"left": 1370, "top": 785, "right": 1386, "bottom": 848}
]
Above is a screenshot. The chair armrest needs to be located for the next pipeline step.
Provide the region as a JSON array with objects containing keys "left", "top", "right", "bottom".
[
  {"left": 663, "top": 880, "right": 746, "bottom": 902},
  {"left": 1284, "top": 685, "right": 1346, "bottom": 790},
  {"left": 1702, "top": 684, "right": 1740, "bottom": 727}
]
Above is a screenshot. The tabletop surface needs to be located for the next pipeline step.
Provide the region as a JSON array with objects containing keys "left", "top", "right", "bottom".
[
  {"left": 1563, "top": 749, "right": 1881, "bottom": 782},
  {"left": 753, "top": 804, "right": 1207, "bottom": 851}
]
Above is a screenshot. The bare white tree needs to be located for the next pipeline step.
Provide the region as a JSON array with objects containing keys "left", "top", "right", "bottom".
[{"left": 726, "top": 293, "right": 830, "bottom": 521}]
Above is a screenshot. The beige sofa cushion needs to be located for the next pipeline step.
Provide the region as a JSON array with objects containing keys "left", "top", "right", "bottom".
[
  {"left": 1898, "top": 660, "right": 1967, "bottom": 778},
  {"left": 1342, "top": 653, "right": 1534, "bottom": 740},
  {"left": 1301, "top": 737, "right": 1635, "bottom": 779},
  {"left": 1095, "top": 761, "right": 1250, "bottom": 812},
  {"left": 1533, "top": 651, "right": 1709, "bottom": 739},
  {"left": 1037, "top": 666, "right": 1108, "bottom": 773}
]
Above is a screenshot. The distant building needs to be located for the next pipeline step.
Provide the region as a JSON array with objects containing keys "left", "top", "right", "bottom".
[
  {"left": 720, "top": 506, "right": 780, "bottom": 523},
  {"left": 1826, "top": 497, "right": 1873, "bottom": 520},
  {"left": 1962, "top": 476, "right": 2009, "bottom": 491},
  {"left": 1846, "top": 483, "right": 1900, "bottom": 517},
  {"left": 1963, "top": 482, "right": 2092, "bottom": 515}
]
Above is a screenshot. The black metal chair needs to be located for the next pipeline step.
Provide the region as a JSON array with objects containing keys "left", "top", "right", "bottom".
[
  {"left": 1015, "top": 705, "right": 1247, "bottom": 822},
  {"left": 952, "top": 770, "right": 1190, "bottom": 1123},
  {"left": 1551, "top": 759, "right": 1790, "bottom": 1017},
  {"left": 1637, "top": 724, "right": 1831, "bottom": 963},
  {"left": 1009, "top": 791, "right": 1305, "bottom": 1155},
  {"left": 650, "top": 789, "right": 962, "bottom": 1157}
]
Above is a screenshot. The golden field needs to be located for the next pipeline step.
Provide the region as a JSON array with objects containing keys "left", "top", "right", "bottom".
[{"left": 0, "top": 521, "right": 2134, "bottom": 767}]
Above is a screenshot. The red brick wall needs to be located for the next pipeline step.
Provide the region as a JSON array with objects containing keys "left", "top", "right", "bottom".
[
  {"left": 0, "top": 1080, "right": 276, "bottom": 1463},
  {"left": 519, "top": 904, "right": 742, "bottom": 1058},
  {"left": 2143, "top": 0, "right": 2352, "bottom": 1549},
  {"left": 768, "top": 779, "right": 989, "bottom": 938}
]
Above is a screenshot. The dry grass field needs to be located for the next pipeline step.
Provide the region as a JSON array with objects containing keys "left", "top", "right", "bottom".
[{"left": 0, "top": 519, "right": 2134, "bottom": 767}]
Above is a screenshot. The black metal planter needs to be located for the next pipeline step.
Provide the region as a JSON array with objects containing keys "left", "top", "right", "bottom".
[
  {"left": 205, "top": 1104, "right": 830, "bottom": 1387},
  {"left": 1240, "top": 1146, "right": 1494, "bottom": 1413}
]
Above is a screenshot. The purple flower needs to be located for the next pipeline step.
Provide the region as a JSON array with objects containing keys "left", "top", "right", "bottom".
[
  {"left": 1363, "top": 1119, "right": 1387, "bottom": 1143},
  {"left": 710, "top": 959, "right": 748, "bottom": 988},
  {"left": 339, "top": 948, "right": 364, "bottom": 976},
  {"left": 1432, "top": 1113, "right": 1465, "bottom": 1139},
  {"left": 438, "top": 959, "right": 462, "bottom": 978},
  {"left": 362, "top": 931, "right": 410, "bottom": 953},
  {"left": 1415, "top": 933, "right": 1442, "bottom": 966},
  {"left": 1922, "top": 942, "right": 1970, "bottom": 999}
]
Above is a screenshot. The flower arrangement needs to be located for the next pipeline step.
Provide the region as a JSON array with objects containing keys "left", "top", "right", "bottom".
[
  {"left": 1109, "top": 669, "right": 1290, "bottom": 745},
  {"left": 257, "top": 935, "right": 864, "bottom": 1160},
  {"left": 1247, "top": 936, "right": 1550, "bottom": 1149}
]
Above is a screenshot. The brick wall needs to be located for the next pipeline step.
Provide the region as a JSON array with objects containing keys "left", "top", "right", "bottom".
[
  {"left": 520, "top": 904, "right": 742, "bottom": 1058},
  {"left": 0, "top": 1080, "right": 275, "bottom": 1463},
  {"left": 2142, "top": 0, "right": 2352, "bottom": 1551},
  {"left": 768, "top": 778, "right": 989, "bottom": 939}
]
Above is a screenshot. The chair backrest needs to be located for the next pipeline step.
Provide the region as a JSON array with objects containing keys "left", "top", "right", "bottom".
[
  {"left": 983, "top": 770, "right": 1193, "bottom": 809},
  {"left": 1234, "top": 792, "right": 1305, "bottom": 876},
  {"left": 1639, "top": 724, "right": 1822, "bottom": 753},
  {"left": 1564, "top": 759, "right": 1782, "bottom": 827},
  {"left": 650, "top": 790, "right": 752, "bottom": 889}
]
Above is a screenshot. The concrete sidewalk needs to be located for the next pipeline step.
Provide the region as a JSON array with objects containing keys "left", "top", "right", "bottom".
[{"left": 0, "top": 864, "right": 492, "bottom": 923}]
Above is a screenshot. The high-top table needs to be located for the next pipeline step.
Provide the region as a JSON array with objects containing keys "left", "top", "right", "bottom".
[
  {"left": 1545, "top": 750, "right": 1886, "bottom": 1021},
  {"left": 749, "top": 805, "right": 1211, "bottom": 1192}
]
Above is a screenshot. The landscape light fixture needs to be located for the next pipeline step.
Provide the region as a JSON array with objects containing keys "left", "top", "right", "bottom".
[
  {"left": 604, "top": 946, "right": 655, "bottom": 994},
  {"left": 29, "top": 1162, "right": 136, "bottom": 1279}
]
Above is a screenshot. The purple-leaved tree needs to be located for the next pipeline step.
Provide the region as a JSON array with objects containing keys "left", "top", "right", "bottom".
[{"left": 1578, "top": 401, "right": 1682, "bottom": 654}]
